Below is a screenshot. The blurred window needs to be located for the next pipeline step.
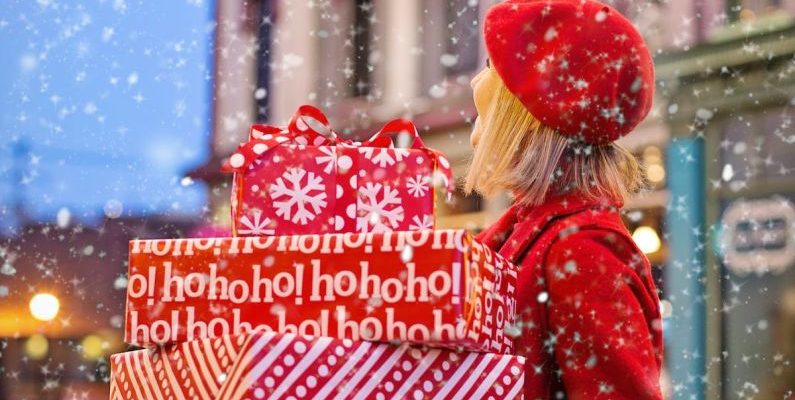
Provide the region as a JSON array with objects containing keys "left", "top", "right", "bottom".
[
  {"left": 315, "top": 0, "right": 375, "bottom": 103},
  {"left": 255, "top": 0, "right": 274, "bottom": 121},
  {"left": 734, "top": 0, "right": 785, "bottom": 19},
  {"left": 351, "top": 0, "right": 374, "bottom": 97},
  {"left": 719, "top": 195, "right": 795, "bottom": 398},
  {"left": 419, "top": 0, "right": 481, "bottom": 96},
  {"left": 444, "top": 0, "right": 480, "bottom": 76},
  {"left": 719, "top": 107, "right": 795, "bottom": 189},
  {"left": 608, "top": 0, "right": 633, "bottom": 16}
]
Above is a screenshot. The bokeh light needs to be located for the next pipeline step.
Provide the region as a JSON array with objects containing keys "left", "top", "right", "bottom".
[
  {"left": 81, "top": 334, "right": 106, "bottom": 360},
  {"left": 29, "top": 293, "right": 60, "bottom": 322},
  {"left": 632, "top": 226, "right": 662, "bottom": 254},
  {"left": 24, "top": 334, "right": 49, "bottom": 360}
]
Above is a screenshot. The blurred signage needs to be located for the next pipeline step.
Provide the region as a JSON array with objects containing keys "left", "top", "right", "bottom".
[{"left": 720, "top": 196, "right": 795, "bottom": 275}]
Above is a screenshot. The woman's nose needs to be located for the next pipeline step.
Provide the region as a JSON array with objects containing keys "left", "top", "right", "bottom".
[{"left": 470, "top": 73, "right": 480, "bottom": 90}]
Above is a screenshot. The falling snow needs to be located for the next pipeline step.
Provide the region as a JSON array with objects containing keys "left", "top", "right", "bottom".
[{"left": 1, "top": 0, "right": 794, "bottom": 398}]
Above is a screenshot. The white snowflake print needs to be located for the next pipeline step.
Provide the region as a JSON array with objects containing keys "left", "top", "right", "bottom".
[
  {"left": 314, "top": 146, "right": 336, "bottom": 174},
  {"left": 409, "top": 214, "right": 433, "bottom": 231},
  {"left": 359, "top": 147, "right": 410, "bottom": 168},
  {"left": 238, "top": 209, "right": 274, "bottom": 235},
  {"left": 406, "top": 174, "right": 431, "bottom": 198},
  {"left": 357, "top": 182, "right": 404, "bottom": 233},
  {"left": 269, "top": 168, "right": 328, "bottom": 225}
]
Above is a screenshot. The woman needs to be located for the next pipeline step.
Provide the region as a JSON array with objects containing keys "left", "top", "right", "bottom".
[{"left": 468, "top": 1, "right": 664, "bottom": 399}]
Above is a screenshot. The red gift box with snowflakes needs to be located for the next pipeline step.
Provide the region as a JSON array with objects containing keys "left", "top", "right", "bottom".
[
  {"left": 110, "top": 331, "right": 526, "bottom": 400},
  {"left": 223, "top": 105, "right": 453, "bottom": 236},
  {"left": 124, "top": 229, "right": 518, "bottom": 354}
]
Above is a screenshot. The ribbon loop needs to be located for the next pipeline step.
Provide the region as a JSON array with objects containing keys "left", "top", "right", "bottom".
[
  {"left": 249, "top": 124, "right": 286, "bottom": 141},
  {"left": 364, "top": 118, "right": 426, "bottom": 150},
  {"left": 364, "top": 118, "right": 454, "bottom": 201},
  {"left": 286, "top": 104, "right": 336, "bottom": 145},
  {"left": 223, "top": 105, "right": 455, "bottom": 202}
]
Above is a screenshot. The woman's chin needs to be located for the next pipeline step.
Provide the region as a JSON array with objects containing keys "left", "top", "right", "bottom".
[{"left": 470, "top": 120, "right": 481, "bottom": 148}]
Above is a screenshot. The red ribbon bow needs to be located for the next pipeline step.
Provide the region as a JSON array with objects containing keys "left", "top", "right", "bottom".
[{"left": 222, "top": 105, "right": 454, "bottom": 200}]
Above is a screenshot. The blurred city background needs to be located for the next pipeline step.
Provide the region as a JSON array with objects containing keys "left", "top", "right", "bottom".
[{"left": 1, "top": 0, "right": 794, "bottom": 399}]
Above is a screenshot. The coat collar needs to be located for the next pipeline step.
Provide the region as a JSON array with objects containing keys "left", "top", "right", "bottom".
[
  {"left": 515, "top": 191, "right": 621, "bottom": 222},
  {"left": 478, "top": 192, "right": 622, "bottom": 263}
]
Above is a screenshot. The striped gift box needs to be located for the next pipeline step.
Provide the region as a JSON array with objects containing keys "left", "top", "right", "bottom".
[{"left": 109, "top": 331, "right": 525, "bottom": 400}]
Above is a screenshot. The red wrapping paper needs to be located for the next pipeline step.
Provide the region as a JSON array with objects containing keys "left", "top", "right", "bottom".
[
  {"left": 124, "top": 229, "right": 518, "bottom": 354},
  {"left": 224, "top": 105, "right": 453, "bottom": 236},
  {"left": 109, "top": 331, "right": 525, "bottom": 400}
]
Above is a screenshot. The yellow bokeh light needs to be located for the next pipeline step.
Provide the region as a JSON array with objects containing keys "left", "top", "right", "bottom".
[
  {"left": 81, "top": 334, "right": 106, "bottom": 360},
  {"left": 29, "top": 293, "right": 60, "bottom": 321},
  {"left": 24, "top": 334, "right": 49, "bottom": 360},
  {"left": 647, "top": 163, "right": 666, "bottom": 184},
  {"left": 633, "top": 226, "right": 662, "bottom": 254},
  {"left": 642, "top": 145, "right": 662, "bottom": 163}
]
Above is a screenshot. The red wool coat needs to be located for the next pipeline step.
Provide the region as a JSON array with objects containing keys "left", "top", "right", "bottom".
[{"left": 476, "top": 193, "right": 664, "bottom": 400}]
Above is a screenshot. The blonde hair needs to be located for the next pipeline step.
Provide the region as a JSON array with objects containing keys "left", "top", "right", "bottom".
[{"left": 464, "top": 71, "right": 644, "bottom": 207}]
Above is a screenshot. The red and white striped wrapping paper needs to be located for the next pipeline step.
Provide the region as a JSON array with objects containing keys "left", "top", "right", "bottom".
[{"left": 109, "top": 331, "right": 525, "bottom": 400}]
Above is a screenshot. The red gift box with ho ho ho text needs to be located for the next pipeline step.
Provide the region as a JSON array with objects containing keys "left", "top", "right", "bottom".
[
  {"left": 109, "top": 331, "right": 526, "bottom": 400},
  {"left": 124, "top": 229, "right": 518, "bottom": 354},
  {"left": 222, "top": 105, "right": 454, "bottom": 237}
]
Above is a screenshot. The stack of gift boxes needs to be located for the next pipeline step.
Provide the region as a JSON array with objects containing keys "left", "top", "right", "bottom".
[{"left": 109, "top": 105, "right": 526, "bottom": 399}]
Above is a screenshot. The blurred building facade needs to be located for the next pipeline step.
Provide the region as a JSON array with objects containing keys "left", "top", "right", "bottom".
[
  {"left": 0, "top": 216, "right": 198, "bottom": 399},
  {"left": 656, "top": 12, "right": 795, "bottom": 399},
  {"left": 191, "top": 0, "right": 795, "bottom": 398}
]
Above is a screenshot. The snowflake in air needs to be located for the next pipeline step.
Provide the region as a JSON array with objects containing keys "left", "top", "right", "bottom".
[
  {"left": 238, "top": 209, "right": 274, "bottom": 235},
  {"left": 406, "top": 174, "right": 430, "bottom": 198},
  {"left": 314, "top": 146, "right": 337, "bottom": 174},
  {"left": 409, "top": 214, "right": 433, "bottom": 231},
  {"left": 359, "top": 147, "right": 410, "bottom": 168},
  {"left": 357, "top": 182, "right": 404, "bottom": 233},
  {"left": 269, "top": 168, "right": 328, "bottom": 225}
]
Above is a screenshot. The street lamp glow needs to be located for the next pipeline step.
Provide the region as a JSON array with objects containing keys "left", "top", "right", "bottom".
[
  {"left": 29, "top": 293, "right": 60, "bottom": 321},
  {"left": 632, "top": 226, "right": 662, "bottom": 254},
  {"left": 81, "top": 334, "right": 106, "bottom": 360},
  {"left": 25, "top": 334, "right": 49, "bottom": 360}
]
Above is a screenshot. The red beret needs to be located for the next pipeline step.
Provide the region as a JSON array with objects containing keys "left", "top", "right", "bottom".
[{"left": 484, "top": 0, "right": 654, "bottom": 145}]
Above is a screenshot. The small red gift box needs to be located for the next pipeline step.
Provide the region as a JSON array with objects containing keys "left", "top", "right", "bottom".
[
  {"left": 222, "top": 105, "right": 453, "bottom": 236},
  {"left": 109, "top": 331, "right": 526, "bottom": 400},
  {"left": 124, "top": 230, "right": 518, "bottom": 354}
]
